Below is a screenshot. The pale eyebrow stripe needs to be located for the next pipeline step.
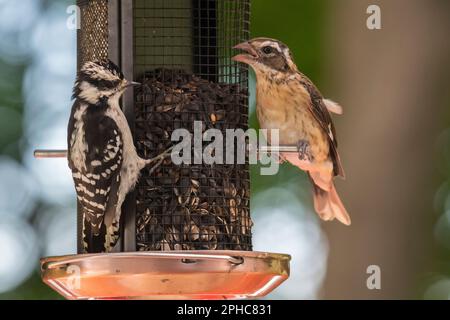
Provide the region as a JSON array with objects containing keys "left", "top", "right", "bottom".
[{"left": 260, "top": 40, "right": 282, "bottom": 53}]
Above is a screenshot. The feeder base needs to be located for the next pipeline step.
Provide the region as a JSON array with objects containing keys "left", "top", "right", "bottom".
[{"left": 40, "top": 251, "right": 290, "bottom": 300}]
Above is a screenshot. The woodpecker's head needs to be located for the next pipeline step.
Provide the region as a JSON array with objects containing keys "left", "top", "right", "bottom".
[
  {"left": 232, "top": 38, "right": 298, "bottom": 75},
  {"left": 72, "top": 59, "right": 140, "bottom": 105}
]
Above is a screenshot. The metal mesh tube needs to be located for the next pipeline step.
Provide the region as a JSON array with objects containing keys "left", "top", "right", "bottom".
[
  {"left": 76, "top": 0, "right": 109, "bottom": 253},
  {"left": 76, "top": 0, "right": 109, "bottom": 70},
  {"left": 134, "top": 0, "right": 251, "bottom": 251},
  {"left": 75, "top": 0, "right": 251, "bottom": 252}
]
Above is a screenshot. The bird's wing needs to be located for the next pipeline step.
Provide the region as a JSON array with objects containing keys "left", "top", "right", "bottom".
[
  {"left": 295, "top": 73, "right": 345, "bottom": 178},
  {"left": 69, "top": 111, "right": 123, "bottom": 251},
  {"left": 67, "top": 100, "right": 78, "bottom": 171}
]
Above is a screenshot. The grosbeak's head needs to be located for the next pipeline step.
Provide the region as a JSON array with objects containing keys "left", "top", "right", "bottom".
[{"left": 232, "top": 37, "right": 298, "bottom": 74}]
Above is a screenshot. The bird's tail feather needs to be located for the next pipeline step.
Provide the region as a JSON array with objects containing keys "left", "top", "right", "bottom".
[
  {"left": 310, "top": 177, "right": 351, "bottom": 226},
  {"left": 323, "top": 99, "right": 343, "bottom": 115}
]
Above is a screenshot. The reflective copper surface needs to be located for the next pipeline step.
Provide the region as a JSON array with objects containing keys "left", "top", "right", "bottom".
[{"left": 41, "top": 251, "right": 290, "bottom": 300}]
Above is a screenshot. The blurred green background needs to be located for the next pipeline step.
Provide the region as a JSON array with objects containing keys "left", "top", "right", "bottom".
[{"left": 0, "top": 0, "right": 449, "bottom": 299}]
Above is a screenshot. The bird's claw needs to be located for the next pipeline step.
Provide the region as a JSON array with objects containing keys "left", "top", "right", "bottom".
[
  {"left": 297, "top": 140, "right": 312, "bottom": 161},
  {"left": 144, "top": 145, "right": 174, "bottom": 174}
]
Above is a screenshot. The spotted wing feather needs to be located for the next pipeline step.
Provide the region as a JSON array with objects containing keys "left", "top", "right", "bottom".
[{"left": 68, "top": 104, "right": 123, "bottom": 252}]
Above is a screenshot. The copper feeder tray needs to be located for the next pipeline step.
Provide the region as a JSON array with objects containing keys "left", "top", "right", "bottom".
[{"left": 40, "top": 250, "right": 291, "bottom": 300}]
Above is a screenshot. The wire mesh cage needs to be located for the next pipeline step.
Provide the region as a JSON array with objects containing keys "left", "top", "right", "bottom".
[
  {"left": 134, "top": 0, "right": 251, "bottom": 252},
  {"left": 76, "top": 0, "right": 109, "bottom": 69},
  {"left": 76, "top": 0, "right": 251, "bottom": 253}
]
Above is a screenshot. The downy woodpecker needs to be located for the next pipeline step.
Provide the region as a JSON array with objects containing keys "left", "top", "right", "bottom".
[{"left": 68, "top": 59, "right": 172, "bottom": 252}]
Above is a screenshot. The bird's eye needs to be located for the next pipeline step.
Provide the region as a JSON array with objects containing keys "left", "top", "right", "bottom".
[{"left": 262, "top": 46, "right": 274, "bottom": 55}]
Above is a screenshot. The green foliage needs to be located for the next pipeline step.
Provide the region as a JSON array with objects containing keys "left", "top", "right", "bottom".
[
  {"left": 0, "top": 273, "right": 62, "bottom": 300},
  {"left": 0, "top": 58, "right": 26, "bottom": 161},
  {"left": 251, "top": 0, "right": 328, "bottom": 77}
]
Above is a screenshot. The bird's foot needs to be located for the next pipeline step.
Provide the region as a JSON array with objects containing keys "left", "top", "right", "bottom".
[
  {"left": 143, "top": 145, "right": 174, "bottom": 174},
  {"left": 144, "top": 145, "right": 174, "bottom": 165},
  {"left": 297, "top": 140, "right": 312, "bottom": 161}
]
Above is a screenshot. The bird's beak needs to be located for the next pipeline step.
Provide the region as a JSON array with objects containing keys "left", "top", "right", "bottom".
[
  {"left": 232, "top": 42, "right": 258, "bottom": 64},
  {"left": 125, "top": 80, "right": 141, "bottom": 88}
]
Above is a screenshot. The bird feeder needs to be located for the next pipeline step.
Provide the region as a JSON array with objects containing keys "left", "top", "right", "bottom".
[{"left": 37, "top": 0, "right": 290, "bottom": 299}]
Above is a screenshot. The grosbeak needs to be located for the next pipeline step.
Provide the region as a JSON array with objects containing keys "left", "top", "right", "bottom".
[{"left": 233, "top": 38, "right": 350, "bottom": 225}]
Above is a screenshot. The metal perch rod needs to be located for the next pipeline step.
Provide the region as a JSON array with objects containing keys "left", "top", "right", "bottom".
[
  {"left": 33, "top": 147, "right": 299, "bottom": 159},
  {"left": 34, "top": 150, "right": 68, "bottom": 158},
  {"left": 257, "top": 145, "right": 298, "bottom": 153},
  {"left": 33, "top": 146, "right": 299, "bottom": 159}
]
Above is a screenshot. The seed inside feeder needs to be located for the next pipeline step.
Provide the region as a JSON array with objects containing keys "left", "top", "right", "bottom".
[{"left": 135, "top": 69, "right": 252, "bottom": 252}]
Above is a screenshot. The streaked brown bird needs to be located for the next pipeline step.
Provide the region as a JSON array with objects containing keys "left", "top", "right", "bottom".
[{"left": 233, "top": 37, "right": 350, "bottom": 225}]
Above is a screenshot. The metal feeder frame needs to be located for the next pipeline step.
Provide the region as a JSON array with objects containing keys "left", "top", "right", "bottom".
[{"left": 36, "top": 0, "right": 290, "bottom": 300}]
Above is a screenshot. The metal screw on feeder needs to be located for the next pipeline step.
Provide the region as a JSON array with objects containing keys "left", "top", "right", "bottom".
[{"left": 37, "top": 0, "right": 290, "bottom": 300}]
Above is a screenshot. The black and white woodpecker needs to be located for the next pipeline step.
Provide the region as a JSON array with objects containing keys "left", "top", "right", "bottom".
[{"left": 68, "top": 59, "right": 172, "bottom": 253}]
